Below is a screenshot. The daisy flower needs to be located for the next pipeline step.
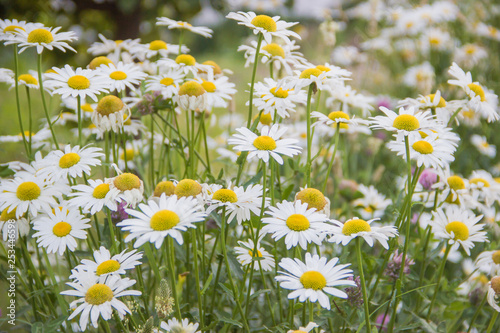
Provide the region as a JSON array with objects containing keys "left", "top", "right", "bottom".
[
  {"left": 0, "top": 207, "right": 30, "bottom": 242},
  {"left": 7, "top": 25, "right": 77, "bottom": 53},
  {"left": 197, "top": 76, "right": 237, "bottom": 109},
  {"left": 38, "top": 145, "right": 103, "bottom": 181},
  {"left": 431, "top": 206, "right": 488, "bottom": 256},
  {"left": 32, "top": 206, "right": 91, "bottom": 255},
  {"left": 312, "top": 110, "right": 369, "bottom": 129},
  {"left": 432, "top": 168, "right": 473, "bottom": 207},
  {"left": 468, "top": 170, "right": 500, "bottom": 207},
  {"left": 117, "top": 194, "right": 206, "bottom": 248},
  {"left": 353, "top": 184, "right": 392, "bottom": 220},
  {"left": 326, "top": 85, "right": 375, "bottom": 117},
  {"left": 176, "top": 80, "right": 208, "bottom": 111},
  {"left": 252, "top": 78, "right": 306, "bottom": 118},
  {"left": 158, "top": 54, "right": 213, "bottom": 77},
  {"left": 71, "top": 246, "right": 142, "bottom": 279},
  {"left": 69, "top": 179, "right": 121, "bottom": 214},
  {"left": 108, "top": 172, "right": 144, "bottom": 207},
  {"left": 226, "top": 11, "right": 300, "bottom": 43},
  {"left": 44, "top": 65, "right": 110, "bottom": 102},
  {"left": 295, "top": 187, "right": 331, "bottom": 217},
  {"left": 98, "top": 62, "right": 147, "bottom": 93},
  {"left": 228, "top": 124, "right": 302, "bottom": 165},
  {"left": 15, "top": 70, "right": 40, "bottom": 89},
  {"left": 471, "top": 135, "right": 496, "bottom": 158},
  {"left": 262, "top": 200, "right": 331, "bottom": 250},
  {"left": 326, "top": 217, "right": 398, "bottom": 249},
  {"left": 0, "top": 19, "right": 42, "bottom": 42},
  {"left": 156, "top": 17, "right": 213, "bottom": 38},
  {"left": 87, "top": 33, "right": 141, "bottom": 63},
  {"left": 275, "top": 253, "right": 356, "bottom": 310},
  {"left": 487, "top": 276, "right": 500, "bottom": 312},
  {"left": 131, "top": 40, "right": 188, "bottom": 60},
  {"left": 205, "top": 184, "right": 267, "bottom": 225},
  {"left": 145, "top": 68, "right": 184, "bottom": 99},
  {"left": 476, "top": 250, "right": 500, "bottom": 276},
  {"left": 92, "top": 95, "right": 131, "bottom": 133},
  {"left": 235, "top": 236, "right": 275, "bottom": 272},
  {"left": 61, "top": 271, "right": 141, "bottom": 331},
  {"left": 0, "top": 174, "right": 65, "bottom": 218},
  {"left": 287, "top": 323, "right": 319, "bottom": 333}
]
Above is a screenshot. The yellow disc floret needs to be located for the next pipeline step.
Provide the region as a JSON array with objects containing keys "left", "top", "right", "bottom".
[
  {"left": 113, "top": 173, "right": 141, "bottom": 191},
  {"left": 262, "top": 43, "right": 285, "bottom": 58},
  {"left": 4, "top": 25, "right": 24, "bottom": 33},
  {"left": 250, "top": 15, "right": 277, "bottom": 32},
  {"left": 52, "top": 221, "right": 72, "bottom": 237},
  {"left": 492, "top": 276, "right": 500, "bottom": 294},
  {"left": 149, "top": 40, "right": 167, "bottom": 50},
  {"left": 178, "top": 81, "right": 206, "bottom": 97},
  {"left": 316, "top": 65, "right": 331, "bottom": 72},
  {"left": 150, "top": 210, "right": 180, "bottom": 231},
  {"left": 18, "top": 74, "right": 38, "bottom": 85},
  {"left": 393, "top": 114, "right": 420, "bottom": 131},
  {"left": 96, "top": 259, "right": 121, "bottom": 275},
  {"left": 202, "top": 60, "right": 222, "bottom": 75},
  {"left": 92, "top": 183, "right": 110, "bottom": 199},
  {"left": 328, "top": 111, "right": 350, "bottom": 122},
  {"left": 201, "top": 80, "right": 216, "bottom": 93},
  {"left": 213, "top": 189, "right": 238, "bottom": 203},
  {"left": 492, "top": 250, "right": 500, "bottom": 265},
  {"left": 160, "top": 77, "right": 174, "bottom": 86},
  {"left": 96, "top": 95, "right": 124, "bottom": 116},
  {"left": 342, "top": 218, "right": 371, "bottom": 235},
  {"left": 0, "top": 208, "right": 17, "bottom": 221},
  {"left": 296, "top": 188, "right": 327, "bottom": 211},
  {"left": 286, "top": 214, "right": 310, "bottom": 231},
  {"left": 445, "top": 221, "right": 469, "bottom": 241},
  {"left": 270, "top": 87, "right": 289, "bottom": 98},
  {"left": 16, "top": 181, "right": 41, "bottom": 201},
  {"left": 175, "top": 54, "right": 196, "bottom": 66},
  {"left": 467, "top": 83, "right": 486, "bottom": 102},
  {"left": 447, "top": 176, "right": 465, "bottom": 190},
  {"left": 300, "top": 271, "right": 327, "bottom": 290},
  {"left": 253, "top": 135, "right": 277, "bottom": 150},
  {"left": 174, "top": 179, "right": 202, "bottom": 197},
  {"left": 300, "top": 68, "right": 322, "bottom": 79},
  {"left": 412, "top": 140, "right": 434, "bottom": 154},
  {"left": 59, "top": 152, "right": 81, "bottom": 168},
  {"left": 259, "top": 113, "right": 273, "bottom": 125},
  {"left": 27, "top": 28, "right": 53, "bottom": 44},
  {"left": 85, "top": 284, "right": 114, "bottom": 305},
  {"left": 89, "top": 56, "right": 113, "bottom": 69},
  {"left": 110, "top": 71, "right": 127, "bottom": 80},
  {"left": 470, "top": 178, "right": 490, "bottom": 188},
  {"left": 426, "top": 94, "right": 446, "bottom": 108},
  {"left": 154, "top": 181, "right": 175, "bottom": 197}
]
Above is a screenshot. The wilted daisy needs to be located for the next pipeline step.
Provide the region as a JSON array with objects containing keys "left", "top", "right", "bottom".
[
  {"left": 32, "top": 206, "right": 90, "bottom": 255},
  {"left": 117, "top": 194, "right": 206, "bottom": 248},
  {"left": 431, "top": 206, "right": 488, "bottom": 256},
  {"left": 92, "top": 95, "right": 130, "bottom": 132},
  {"left": 61, "top": 271, "right": 141, "bottom": 331},
  {"left": 156, "top": 17, "right": 213, "bottom": 38},
  {"left": 487, "top": 276, "right": 500, "bottom": 312},
  {"left": 370, "top": 106, "right": 436, "bottom": 140},
  {"left": 45, "top": 65, "right": 110, "bottom": 102},
  {"left": 176, "top": 80, "right": 208, "bottom": 111},
  {"left": 471, "top": 135, "right": 496, "bottom": 158},
  {"left": 476, "top": 250, "right": 500, "bottom": 276},
  {"left": 226, "top": 11, "right": 300, "bottom": 43},
  {"left": 295, "top": 187, "right": 331, "bottom": 216},
  {"left": 275, "top": 253, "right": 355, "bottom": 310},
  {"left": 7, "top": 25, "right": 77, "bottom": 53},
  {"left": 145, "top": 68, "right": 184, "bottom": 99},
  {"left": 69, "top": 179, "right": 121, "bottom": 214},
  {"left": 228, "top": 124, "right": 302, "bottom": 165},
  {"left": 235, "top": 236, "right": 275, "bottom": 272},
  {"left": 98, "top": 62, "right": 147, "bottom": 93},
  {"left": 108, "top": 172, "right": 144, "bottom": 207},
  {"left": 252, "top": 78, "right": 306, "bottom": 118},
  {"left": 38, "top": 145, "right": 103, "bottom": 181},
  {"left": 326, "top": 217, "right": 398, "bottom": 249},
  {"left": 262, "top": 200, "right": 331, "bottom": 250}
]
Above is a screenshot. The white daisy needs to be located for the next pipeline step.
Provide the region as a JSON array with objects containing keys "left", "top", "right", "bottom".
[
  {"left": 0, "top": 19, "right": 42, "bottom": 41},
  {"left": 61, "top": 271, "right": 141, "bottom": 330},
  {"left": 262, "top": 200, "right": 331, "bottom": 250},
  {"left": 487, "top": 276, "right": 500, "bottom": 312},
  {"left": 275, "top": 253, "right": 356, "bottom": 310},
  {"left": 326, "top": 217, "right": 398, "bottom": 250},
  {"left": 69, "top": 179, "right": 121, "bottom": 214},
  {"left": 44, "top": 65, "right": 110, "bottom": 102},
  {"left": 312, "top": 110, "right": 368, "bottom": 129},
  {"left": 117, "top": 194, "right": 206, "bottom": 248},
  {"left": 38, "top": 145, "right": 103, "bottom": 181},
  {"left": 228, "top": 124, "right": 302, "bottom": 165},
  {"left": 92, "top": 95, "right": 131, "bottom": 133},
  {"left": 252, "top": 78, "right": 306, "bottom": 118},
  {"left": 15, "top": 70, "right": 39, "bottom": 89},
  {"left": 197, "top": 75, "right": 237, "bottom": 109},
  {"left": 130, "top": 40, "right": 188, "bottom": 60},
  {"left": 468, "top": 170, "right": 500, "bottom": 207},
  {"left": 431, "top": 206, "right": 488, "bottom": 256},
  {"left": 353, "top": 184, "right": 392, "bottom": 220},
  {"left": 145, "top": 68, "right": 184, "bottom": 99},
  {"left": 87, "top": 33, "right": 141, "bottom": 63},
  {"left": 287, "top": 323, "right": 319, "bottom": 333},
  {"left": 326, "top": 85, "right": 375, "bottom": 117},
  {"left": 432, "top": 168, "right": 473, "bottom": 207},
  {"left": 98, "top": 62, "right": 147, "bottom": 93},
  {"left": 476, "top": 250, "right": 500, "bottom": 276},
  {"left": 108, "top": 172, "right": 144, "bottom": 208},
  {"left": 471, "top": 135, "right": 496, "bottom": 158},
  {"left": 156, "top": 17, "right": 213, "bottom": 38},
  {"left": 32, "top": 206, "right": 91, "bottom": 255},
  {"left": 6, "top": 25, "right": 77, "bottom": 53},
  {"left": 226, "top": 11, "right": 300, "bottom": 44},
  {"left": 158, "top": 54, "right": 213, "bottom": 77},
  {"left": 0, "top": 207, "right": 30, "bottom": 242},
  {"left": 235, "top": 236, "right": 275, "bottom": 272}
]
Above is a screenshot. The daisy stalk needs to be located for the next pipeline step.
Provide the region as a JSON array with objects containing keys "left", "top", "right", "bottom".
[
  {"left": 426, "top": 243, "right": 451, "bottom": 320},
  {"left": 25, "top": 86, "right": 33, "bottom": 156},
  {"left": 167, "top": 238, "right": 182, "bottom": 320},
  {"left": 37, "top": 53, "right": 59, "bottom": 147},
  {"left": 322, "top": 122, "right": 341, "bottom": 192},
  {"left": 13, "top": 44, "right": 29, "bottom": 157},
  {"left": 77, "top": 95, "right": 82, "bottom": 146},
  {"left": 356, "top": 237, "right": 372, "bottom": 333},
  {"left": 486, "top": 312, "right": 499, "bottom": 333},
  {"left": 305, "top": 84, "right": 314, "bottom": 187},
  {"left": 246, "top": 33, "right": 263, "bottom": 127}
]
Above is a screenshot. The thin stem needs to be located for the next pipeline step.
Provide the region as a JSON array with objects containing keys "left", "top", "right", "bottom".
[
  {"left": 26, "top": 87, "right": 33, "bottom": 157},
  {"left": 467, "top": 292, "right": 488, "bottom": 333},
  {"left": 305, "top": 85, "right": 314, "bottom": 187},
  {"left": 13, "top": 45, "right": 29, "bottom": 156},
  {"left": 77, "top": 95, "right": 83, "bottom": 147},
  {"left": 150, "top": 115, "right": 155, "bottom": 189},
  {"left": 486, "top": 311, "right": 499, "bottom": 333},
  {"left": 246, "top": 33, "right": 263, "bottom": 127},
  {"left": 37, "top": 53, "right": 59, "bottom": 147},
  {"left": 200, "top": 112, "right": 212, "bottom": 175},
  {"left": 426, "top": 243, "right": 451, "bottom": 320},
  {"left": 322, "top": 123, "right": 341, "bottom": 192},
  {"left": 191, "top": 229, "right": 204, "bottom": 329},
  {"left": 168, "top": 238, "right": 182, "bottom": 319},
  {"left": 356, "top": 238, "right": 372, "bottom": 333},
  {"left": 106, "top": 209, "right": 118, "bottom": 253}
]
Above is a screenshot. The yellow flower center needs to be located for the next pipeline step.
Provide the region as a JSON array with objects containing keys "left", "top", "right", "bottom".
[
  {"left": 248, "top": 249, "right": 263, "bottom": 257},
  {"left": 328, "top": 111, "right": 350, "bottom": 122},
  {"left": 202, "top": 60, "right": 222, "bottom": 75},
  {"left": 492, "top": 276, "right": 500, "bottom": 294},
  {"left": 177, "top": 22, "right": 192, "bottom": 28},
  {"left": 174, "top": 179, "right": 202, "bottom": 197},
  {"left": 18, "top": 74, "right": 38, "bottom": 85},
  {"left": 178, "top": 81, "right": 206, "bottom": 97},
  {"left": 85, "top": 284, "right": 114, "bottom": 305},
  {"left": 96, "top": 259, "right": 121, "bottom": 275},
  {"left": 300, "top": 68, "right": 322, "bottom": 79},
  {"left": 16, "top": 181, "right": 41, "bottom": 201},
  {"left": 201, "top": 80, "right": 216, "bottom": 93},
  {"left": 286, "top": 214, "right": 310, "bottom": 231},
  {"left": 468, "top": 83, "right": 486, "bottom": 102},
  {"left": 92, "top": 183, "right": 110, "bottom": 199},
  {"left": 52, "top": 221, "right": 72, "bottom": 237},
  {"left": 160, "top": 77, "right": 174, "bottom": 86},
  {"left": 67, "top": 75, "right": 90, "bottom": 90},
  {"left": 470, "top": 177, "right": 490, "bottom": 188},
  {"left": 0, "top": 208, "right": 17, "bottom": 221},
  {"left": 113, "top": 173, "right": 141, "bottom": 191},
  {"left": 445, "top": 221, "right": 469, "bottom": 241},
  {"left": 149, "top": 40, "right": 167, "bottom": 50},
  {"left": 270, "top": 87, "right": 289, "bottom": 98},
  {"left": 96, "top": 95, "right": 124, "bottom": 116},
  {"left": 259, "top": 113, "right": 273, "bottom": 125},
  {"left": 291, "top": 331, "right": 307, "bottom": 333},
  {"left": 81, "top": 103, "right": 93, "bottom": 112},
  {"left": 492, "top": 250, "right": 500, "bottom": 265},
  {"left": 89, "top": 56, "right": 113, "bottom": 70},
  {"left": 412, "top": 140, "right": 434, "bottom": 154},
  {"left": 175, "top": 54, "right": 196, "bottom": 66},
  {"left": 447, "top": 176, "right": 465, "bottom": 190},
  {"left": 27, "top": 28, "right": 53, "bottom": 44},
  {"left": 300, "top": 271, "right": 327, "bottom": 290},
  {"left": 342, "top": 218, "right": 371, "bottom": 235},
  {"left": 4, "top": 25, "right": 24, "bottom": 33},
  {"left": 253, "top": 135, "right": 277, "bottom": 150},
  {"left": 425, "top": 94, "right": 446, "bottom": 108},
  {"left": 316, "top": 65, "right": 331, "bottom": 72},
  {"left": 262, "top": 43, "right": 285, "bottom": 58},
  {"left": 120, "top": 148, "right": 135, "bottom": 161},
  {"left": 150, "top": 210, "right": 180, "bottom": 231},
  {"left": 250, "top": 15, "right": 277, "bottom": 32},
  {"left": 59, "top": 152, "right": 81, "bottom": 168},
  {"left": 296, "top": 188, "right": 327, "bottom": 211},
  {"left": 109, "top": 71, "right": 127, "bottom": 80},
  {"left": 154, "top": 181, "right": 175, "bottom": 197},
  {"left": 392, "top": 114, "right": 420, "bottom": 131},
  {"left": 212, "top": 189, "right": 238, "bottom": 203}
]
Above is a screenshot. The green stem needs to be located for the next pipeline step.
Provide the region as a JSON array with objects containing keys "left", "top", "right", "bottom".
[
  {"left": 37, "top": 53, "right": 59, "bottom": 147},
  {"left": 200, "top": 112, "right": 212, "bottom": 175},
  {"left": 467, "top": 292, "right": 488, "bottom": 333},
  {"left": 322, "top": 123, "right": 341, "bottom": 192},
  {"left": 426, "top": 243, "right": 451, "bottom": 320},
  {"left": 356, "top": 238, "right": 372, "bottom": 333},
  {"left": 305, "top": 85, "right": 314, "bottom": 187},
  {"left": 168, "top": 238, "right": 182, "bottom": 319},
  {"left": 191, "top": 229, "right": 204, "bottom": 329},
  {"left": 77, "top": 95, "right": 82, "bottom": 147},
  {"left": 13, "top": 45, "right": 29, "bottom": 157},
  {"left": 486, "top": 311, "right": 499, "bottom": 333},
  {"left": 26, "top": 87, "right": 33, "bottom": 157},
  {"left": 106, "top": 209, "right": 118, "bottom": 253},
  {"left": 150, "top": 115, "right": 155, "bottom": 189},
  {"left": 246, "top": 33, "right": 263, "bottom": 127}
]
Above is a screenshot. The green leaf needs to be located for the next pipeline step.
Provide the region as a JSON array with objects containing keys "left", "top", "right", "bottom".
[
  {"left": 219, "top": 315, "right": 243, "bottom": 328},
  {"left": 200, "top": 273, "right": 213, "bottom": 295}
]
